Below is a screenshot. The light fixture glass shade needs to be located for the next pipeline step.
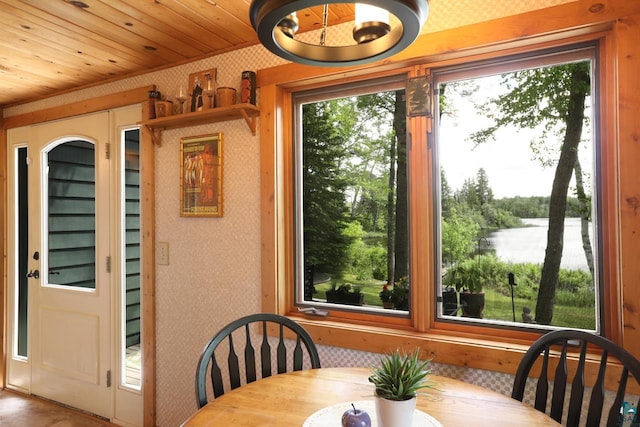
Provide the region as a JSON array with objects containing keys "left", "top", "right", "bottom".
[
  {"left": 354, "top": 4, "right": 390, "bottom": 44},
  {"left": 249, "top": 0, "right": 429, "bottom": 67},
  {"left": 355, "top": 4, "right": 389, "bottom": 27},
  {"left": 278, "top": 11, "right": 298, "bottom": 38}
]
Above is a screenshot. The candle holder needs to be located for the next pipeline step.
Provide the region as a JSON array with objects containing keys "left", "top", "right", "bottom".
[
  {"left": 204, "top": 72, "right": 215, "bottom": 109},
  {"left": 204, "top": 88, "right": 214, "bottom": 109},
  {"left": 175, "top": 86, "right": 187, "bottom": 114}
]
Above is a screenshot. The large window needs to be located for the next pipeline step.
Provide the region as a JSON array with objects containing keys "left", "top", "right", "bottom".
[
  {"left": 290, "top": 43, "right": 601, "bottom": 333},
  {"left": 293, "top": 76, "right": 410, "bottom": 316},
  {"left": 434, "top": 44, "right": 600, "bottom": 331}
]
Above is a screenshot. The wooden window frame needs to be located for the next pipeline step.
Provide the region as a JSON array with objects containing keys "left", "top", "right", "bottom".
[{"left": 259, "top": 1, "right": 640, "bottom": 390}]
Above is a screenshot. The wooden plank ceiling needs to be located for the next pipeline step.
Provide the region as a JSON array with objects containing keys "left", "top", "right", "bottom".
[{"left": 0, "top": 0, "right": 355, "bottom": 108}]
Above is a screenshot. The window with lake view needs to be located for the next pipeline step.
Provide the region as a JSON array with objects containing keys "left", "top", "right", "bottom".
[
  {"left": 293, "top": 43, "right": 601, "bottom": 333},
  {"left": 435, "top": 45, "right": 600, "bottom": 330}
]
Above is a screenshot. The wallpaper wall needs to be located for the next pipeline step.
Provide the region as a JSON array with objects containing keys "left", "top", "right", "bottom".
[{"left": 4, "top": 1, "right": 582, "bottom": 426}]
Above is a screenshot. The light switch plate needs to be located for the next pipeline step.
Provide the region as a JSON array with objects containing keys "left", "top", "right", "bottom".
[{"left": 158, "top": 242, "right": 169, "bottom": 265}]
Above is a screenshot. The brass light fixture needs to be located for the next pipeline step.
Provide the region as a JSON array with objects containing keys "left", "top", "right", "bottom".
[{"left": 249, "top": 0, "right": 429, "bottom": 67}]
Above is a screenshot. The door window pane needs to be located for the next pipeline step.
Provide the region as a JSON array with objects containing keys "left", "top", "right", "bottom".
[
  {"left": 16, "top": 147, "right": 29, "bottom": 357},
  {"left": 47, "top": 140, "right": 96, "bottom": 289},
  {"left": 122, "top": 128, "right": 141, "bottom": 389}
]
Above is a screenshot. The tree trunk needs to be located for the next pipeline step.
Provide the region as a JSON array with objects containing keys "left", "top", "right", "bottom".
[
  {"left": 574, "top": 158, "right": 595, "bottom": 277},
  {"left": 387, "top": 112, "right": 397, "bottom": 285},
  {"left": 393, "top": 90, "right": 409, "bottom": 281},
  {"left": 535, "top": 65, "right": 589, "bottom": 324}
]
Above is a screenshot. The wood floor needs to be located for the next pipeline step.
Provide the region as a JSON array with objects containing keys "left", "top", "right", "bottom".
[{"left": 0, "top": 390, "right": 118, "bottom": 427}]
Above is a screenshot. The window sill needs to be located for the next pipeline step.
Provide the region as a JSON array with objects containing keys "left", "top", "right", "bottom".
[
  {"left": 291, "top": 315, "right": 639, "bottom": 395},
  {"left": 292, "top": 315, "right": 529, "bottom": 375}
]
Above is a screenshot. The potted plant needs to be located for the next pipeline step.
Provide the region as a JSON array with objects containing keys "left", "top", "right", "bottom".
[
  {"left": 379, "top": 284, "right": 394, "bottom": 309},
  {"left": 443, "top": 260, "right": 485, "bottom": 318},
  {"left": 325, "top": 283, "right": 364, "bottom": 306},
  {"left": 442, "top": 285, "right": 459, "bottom": 316},
  {"left": 392, "top": 276, "right": 409, "bottom": 310},
  {"left": 368, "top": 348, "right": 434, "bottom": 427}
]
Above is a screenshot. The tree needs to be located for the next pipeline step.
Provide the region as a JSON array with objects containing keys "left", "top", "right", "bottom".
[
  {"left": 302, "top": 101, "right": 356, "bottom": 286},
  {"left": 475, "top": 168, "right": 494, "bottom": 207},
  {"left": 393, "top": 90, "right": 409, "bottom": 282},
  {"left": 441, "top": 207, "right": 480, "bottom": 266},
  {"left": 469, "top": 62, "right": 592, "bottom": 324},
  {"left": 355, "top": 91, "right": 408, "bottom": 284}
]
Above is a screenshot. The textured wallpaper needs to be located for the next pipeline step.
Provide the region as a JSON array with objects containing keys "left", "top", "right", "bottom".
[{"left": 4, "top": 1, "right": 587, "bottom": 426}]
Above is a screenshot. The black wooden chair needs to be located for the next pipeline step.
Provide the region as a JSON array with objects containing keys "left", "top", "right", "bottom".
[
  {"left": 195, "top": 313, "right": 321, "bottom": 408},
  {"left": 512, "top": 329, "right": 640, "bottom": 426}
]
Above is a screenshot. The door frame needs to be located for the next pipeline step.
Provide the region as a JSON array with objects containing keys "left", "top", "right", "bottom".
[{"left": 0, "top": 86, "right": 156, "bottom": 426}]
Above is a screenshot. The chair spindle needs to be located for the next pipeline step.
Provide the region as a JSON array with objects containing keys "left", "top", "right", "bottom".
[
  {"left": 244, "top": 324, "right": 257, "bottom": 384},
  {"left": 227, "top": 334, "right": 241, "bottom": 390},
  {"left": 566, "top": 340, "right": 587, "bottom": 426},
  {"left": 550, "top": 341, "right": 568, "bottom": 422},
  {"left": 534, "top": 346, "right": 550, "bottom": 412},
  {"left": 277, "top": 324, "right": 287, "bottom": 374},
  {"left": 261, "top": 321, "right": 272, "bottom": 378},
  {"left": 585, "top": 349, "right": 607, "bottom": 427},
  {"left": 210, "top": 353, "right": 225, "bottom": 398},
  {"left": 293, "top": 336, "right": 303, "bottom": 370}
]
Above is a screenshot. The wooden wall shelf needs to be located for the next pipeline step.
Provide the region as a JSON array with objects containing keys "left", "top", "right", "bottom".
[{"left": 139, "top": 103, "right": 260, "bottom": 145}]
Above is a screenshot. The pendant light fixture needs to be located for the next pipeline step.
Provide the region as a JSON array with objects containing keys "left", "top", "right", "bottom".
[{"left": 249, "top": 0, "right": 429, "bottom": 67}]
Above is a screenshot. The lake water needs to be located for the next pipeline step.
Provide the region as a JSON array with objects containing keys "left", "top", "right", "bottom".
[{"left": 486, "top": 218, "right": 592, "bottom": 271}]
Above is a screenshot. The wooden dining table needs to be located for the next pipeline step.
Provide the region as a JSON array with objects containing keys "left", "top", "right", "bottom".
[{"left": 181, "top": 367, "right": 560, "bottom": 426}]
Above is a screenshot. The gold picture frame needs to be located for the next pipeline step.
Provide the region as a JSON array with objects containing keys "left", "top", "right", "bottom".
[
  {"left": 180, "top": 133, "right": 223, "bottom": 217},
  {"left": 188, "top": 68, "right": 217, "bottom": 112}
]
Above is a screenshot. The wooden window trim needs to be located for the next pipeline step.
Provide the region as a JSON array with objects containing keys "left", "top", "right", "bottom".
[{"left": 259, "top": 1, "right": 640, "bottom": 392}]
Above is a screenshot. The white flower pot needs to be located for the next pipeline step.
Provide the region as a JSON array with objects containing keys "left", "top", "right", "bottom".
[{"left": 374, "top": 395, "right": 416, "bottom": 427}]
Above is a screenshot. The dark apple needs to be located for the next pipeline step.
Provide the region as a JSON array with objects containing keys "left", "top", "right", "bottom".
[{"left": 341, "top": 403, "right": 372, "bottom": 427}]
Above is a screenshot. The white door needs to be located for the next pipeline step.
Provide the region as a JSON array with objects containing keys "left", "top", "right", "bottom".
[{"left": 27, "top": 112, "right": 112, "bottom": 417}]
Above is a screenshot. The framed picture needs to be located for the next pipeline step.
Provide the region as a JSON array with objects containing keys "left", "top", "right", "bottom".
[
  {"left": 188, "top": 68, "right": 217, "bottom": 112},
  {"left": 180, "top": 133, "right": 223, "bottom": 217}
]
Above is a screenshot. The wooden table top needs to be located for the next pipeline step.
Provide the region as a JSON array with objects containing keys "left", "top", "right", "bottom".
[{"left": 181, "top": 367, "right": 560, "bottom": 426}]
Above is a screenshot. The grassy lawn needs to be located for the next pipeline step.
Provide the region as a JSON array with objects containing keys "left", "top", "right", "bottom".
[
  {"left": 312, "top": 279, "right": 596, "bottom": 329},
  {"left": 483, "top": 288, "right": 596, "bottom": 329},
  {"left": 313, "top": 276, "right": 386, "bottom": 307}
]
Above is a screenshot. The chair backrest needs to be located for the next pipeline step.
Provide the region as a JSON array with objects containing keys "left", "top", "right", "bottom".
[
  {"left": 195, "top": 313, "right": 321, "bottom": 408},
  {"left": 512, "top": 329, "right": 640, "bottom": 427}
]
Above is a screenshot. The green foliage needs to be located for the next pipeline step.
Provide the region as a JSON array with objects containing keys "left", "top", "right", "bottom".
[
  {"left": 492, "top": 195, "right": 585, "bottom": 219},
  {"left": 444, "top": 168, "right": 523, "bottom": 233},
  {"left": 330, "top": 283, "right": 361, "bottom": 295},
  {"left": 368, "top": 348, "right": 434, "bottom": 401},
  {"left": 493, "top": 196, "right": 550, "bottom": 218},
  {"left": 469, "top": 63, "right": 591, "bottom": 147},
  {"left": 555, "top": 288, "right": 595, "bottom": 308},
  {"left": 344, "top": 222, "right": 388, "bottom": 281},
  {"left": 302, "top": 101, "right": 357, "bottom": 278},
  {"left": 443, "top": 254, "right": 593, "bottom": 303},
  {"left": 392, "top": 276, "right": 409, "bottom": 309},
  {"left": 481, "top": 287, "right": 595, "bottom": 329},
  {"left": 441, "top": 207, "right": 479, "bottom": 266},
  {"left": 558, "top": 268, "right": 593, "bottom": 292},
  {"left": 379, "top": 284, "right": 393, "bottom": 302},
  {"left": 442, "top": 254, "right": 505, "bottom": 293}
]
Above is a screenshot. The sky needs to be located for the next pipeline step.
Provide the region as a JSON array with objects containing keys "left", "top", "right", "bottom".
[{"left": 437, "top": 74, "right": 594, "bottom": 199}]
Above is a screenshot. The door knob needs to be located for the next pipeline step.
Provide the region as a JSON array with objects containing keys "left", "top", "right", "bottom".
[{"left": 26, "top": 269, "right": 40, "bottom": 279}]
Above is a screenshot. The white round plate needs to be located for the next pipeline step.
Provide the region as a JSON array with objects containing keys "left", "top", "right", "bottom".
[{"left": 303, "top": 400, "right": 443, "bottom": 427}]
